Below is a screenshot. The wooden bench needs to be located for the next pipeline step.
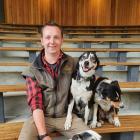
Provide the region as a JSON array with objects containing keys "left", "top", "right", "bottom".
[
  {"left": 1, "top": 47, "right": 140, "bottom": 52},
  {"left": 0, "top": 30, "right": 39, "bottom": 35},
  {"left": 63, "top": 27, "right": 140, "bottom": 33},
  {"left": 0, "top": 36, "right": 140, "bottom": 43},
  {"left": 0, "top": 83, "right": 140, "bottom": 139},
  {"left": 66, "top": 32, "right": 140, "bottom": 36},
  {"left": 0, "top": 24, "right": 38, "bottom": 32},
  {"left": 0, "top": 82, "right": 140, "bottom": 123},
  {"left": 0, "top": 115, "right": 140, "bottom": 140},
  {"left": 1, "top": 61, "right": 140, "bottom": 67}
]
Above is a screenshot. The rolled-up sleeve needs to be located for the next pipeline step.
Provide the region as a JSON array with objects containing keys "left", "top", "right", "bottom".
[{"left": 26, "top": 77, "right": 44, "bottom": 112}]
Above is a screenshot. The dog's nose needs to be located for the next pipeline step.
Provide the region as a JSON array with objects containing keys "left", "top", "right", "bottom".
[
  {"left": 84, "top": 61, "right": 89, "bottom": 67},
  {"left": 120, "top": 102, "right": 124, "bottom": 108}
]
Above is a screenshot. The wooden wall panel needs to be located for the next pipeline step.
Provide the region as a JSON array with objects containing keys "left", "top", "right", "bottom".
[
  {"left": 115, "top": 0, "right": 140, "bottom": 25},
  {"left": 51, "top": 0, "right": 111, "bottom": 26},
  {"left": 4, "top": 0, "right": 51, "bottom": 24},
  {"left": 3, "top": 0, "right": 140, "bottom": 26}
]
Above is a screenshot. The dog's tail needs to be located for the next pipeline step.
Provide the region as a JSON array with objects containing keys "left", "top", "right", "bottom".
[{"left": 70, "top": 130, "right": 101, "bottom": 140}]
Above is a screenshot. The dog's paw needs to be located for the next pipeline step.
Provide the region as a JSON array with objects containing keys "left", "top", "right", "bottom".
[
  {"left": 64, "top": 115, "right": 72, "bottom": 130},
  {"left": 114, "top": 117, "right": 121, "bottom": 127},
  {"left": 96, "top": 122, "right": 102, "bottom": 127},
  {"left": 108, "top": 117, "right": 114, "bottom": 124},
  {"left": 89, "top": 120, "right": 97, "bottom": 128}
]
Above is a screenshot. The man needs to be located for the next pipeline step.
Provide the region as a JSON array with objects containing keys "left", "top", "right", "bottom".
[{"left": 18, "top": 21, "right": 100, "bottom": 140}]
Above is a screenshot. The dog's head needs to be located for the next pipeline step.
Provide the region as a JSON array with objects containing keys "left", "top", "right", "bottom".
[
  {"left": 95, "top": 80, "right": 124, "bottom": 111},
  {"left": 76, "top": 52, "right": 100, "bottom": 78}
]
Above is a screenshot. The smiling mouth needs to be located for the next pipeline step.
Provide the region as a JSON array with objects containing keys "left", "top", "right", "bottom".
[{"left": 82, "top": 65, "right": 95, "bottom": 72}]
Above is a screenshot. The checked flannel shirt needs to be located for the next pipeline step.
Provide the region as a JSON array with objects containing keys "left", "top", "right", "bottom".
[{"left": 26, "top": 50, "right": 63, "bottom": 111}]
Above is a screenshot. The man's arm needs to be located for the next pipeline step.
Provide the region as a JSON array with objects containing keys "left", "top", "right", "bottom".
[
  {"left": 26, "top": 77, "right": 52, "bottom": 140},
  {"left": 33, "top": 109, "right": 52, "bottom": 140},
  {"left": 33, "top": 109, "right": 47, "bottom": 135}
]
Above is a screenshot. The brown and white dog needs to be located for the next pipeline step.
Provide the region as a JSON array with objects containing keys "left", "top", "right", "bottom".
[{"left": 90, "top": 77, "right": 124, "bottom": 128}]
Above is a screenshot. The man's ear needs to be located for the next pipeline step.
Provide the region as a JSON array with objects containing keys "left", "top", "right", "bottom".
[{"left": 41, "top": 38, "right": 43, "bottom": 46}]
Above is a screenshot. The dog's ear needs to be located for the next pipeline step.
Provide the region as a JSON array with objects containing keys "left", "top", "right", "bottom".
[
  {"left": 72, "top": 57, "right": 80, "bottom": 80},
  {"left": 93, "top": 52, "right": 100, "bottom": 70},
  {"left": 111, "top": 81, "right": 122, "bottom": 95}
]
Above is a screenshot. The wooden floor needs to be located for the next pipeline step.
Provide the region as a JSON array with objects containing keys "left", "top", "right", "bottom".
[{"left": 0, "top": 115, "right": 140, "bottom": 140}]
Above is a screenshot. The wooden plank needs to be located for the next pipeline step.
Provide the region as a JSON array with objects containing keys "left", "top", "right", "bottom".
[
  {"left": 0, "top": 25, "right": 38, "bottom": 31},
  {"left": 0, "top": 82, "right": 140, "bottom": 92},
  {"left": 0, "top": 61, "right": 140, "bottom": 67},
  {"left": 0, "top": 30, "right": 39, "bottom": 34},
  {"left": 0, "top": 47, "right": 41, "bottom": 51},
  {"left": 1, "top": 47, "right": 140, "bottom": 52},
  {"left": 67, "top": 32, "right": 140, "bottom": 35},
  {"left": 0, "top": 62, "right": 30, "bottom": 66},
  {"left": 64, "top": 38, "right": 140, "bottom": 43},
  {"left": 64, "top": 28, "right": 140, "bottom": 32},
  {"left": 0, "top": 115, "right": 140, "bottom": 140},
  {"left": 0, "top": 36, "right": 40, "bottom": 42},
  {"left": 0, "top": 85, "right": 26, "bottom": 92},
  {"left": 0, "top": 36, "right": 140, "bottom": 42},
  {"left": 119, "top": 82, "right": 140, "bottom": 88}
]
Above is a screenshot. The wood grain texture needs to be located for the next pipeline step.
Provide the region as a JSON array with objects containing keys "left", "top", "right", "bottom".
[
  {"left": 3, "top": 0, "right": 140, "bottom": 25},
  {"left": 0, "top": 115, "right": 140, "bottom": 139}
]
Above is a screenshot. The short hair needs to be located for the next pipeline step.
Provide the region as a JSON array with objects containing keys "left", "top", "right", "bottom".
[{"left": 40, "top": 21, "right": 63, "bottom": 37}]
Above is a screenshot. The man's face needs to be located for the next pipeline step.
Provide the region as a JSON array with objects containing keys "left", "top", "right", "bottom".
[{"left": 41, "top": 26, "right": 63, "bottom": 55}]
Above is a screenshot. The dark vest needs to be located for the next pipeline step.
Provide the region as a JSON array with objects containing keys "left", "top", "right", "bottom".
[{"left": 22, "top": 52, "right": 75, "bottom": 117}]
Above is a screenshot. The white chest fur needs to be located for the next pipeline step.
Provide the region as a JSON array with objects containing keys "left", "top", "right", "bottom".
[{"left": 71, "top": 78, "right": 92, "bottom": 104}]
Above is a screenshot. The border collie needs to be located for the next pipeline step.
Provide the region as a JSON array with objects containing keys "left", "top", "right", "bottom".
[
  {"left": 65, "top": 52, "right": 101, "bottom": 140},
  {"left": 90, "top": 77, "right": 124, "bottom": 128}
]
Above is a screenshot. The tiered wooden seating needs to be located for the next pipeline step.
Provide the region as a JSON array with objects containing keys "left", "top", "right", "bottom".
[
  {"left": 63, "top": 26, "right": 140, "bottom": 33},
  {"left": 0, "top": 26, "right": 140, "bottom": 139},
  {"left": 1, "top": 47, "right": 140, "bottom": 52},
  {"left": 0, "top": 82, "right": 140, "bottom": 92},
  {"left": 0, "top": 83, "right": 140, "bottom": 139},
  {"left": 1, "top": 115, "right": 140, "bottom": 140},
  {"left": 66, "top": 32, "right": 140, "bottom": 36},
  {"left": 0, "top": 36, "right": 140, "bottom": 42},
  {"left": 0, "top": 24, "right": 38, "bottom": 32},
  {"left": 1, "top": 61, "right": 140, "bottom": 67},
  {"left": 0, "top": 30, "right": 39, "bottom": 35}
]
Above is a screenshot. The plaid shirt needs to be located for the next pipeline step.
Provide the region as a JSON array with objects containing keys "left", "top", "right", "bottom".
[{"left": 26, "top": 50, "right": 63, "bottom": 111}]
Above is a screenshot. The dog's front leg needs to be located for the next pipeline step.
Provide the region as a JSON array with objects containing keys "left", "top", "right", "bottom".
[
  {"left": 90, "top": 103, "right": 98, "bottom": 128},
  {"left": 84, "top": 104, "right": 90, "bottom": 125},
  {"left": 113, "top": 110, "right": 121, "bottom": 127},
  {"left": 64, "top": 99, "right": 74, "bottom": 130},
  {"left": 114, "top": 116, "right": 121, "bottom": 127}
]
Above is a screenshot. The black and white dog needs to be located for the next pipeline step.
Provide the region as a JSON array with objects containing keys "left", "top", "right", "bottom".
[
  {"left": 90, "top": 77, "right": 124, "bottom": 128},
  {"left": 65, "top": 52, "right": 101, "bottom": 140}
]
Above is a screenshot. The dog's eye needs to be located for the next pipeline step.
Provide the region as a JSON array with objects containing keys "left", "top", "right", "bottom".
[
  {"left": 82, "top": 55, "right": 86, "bottom": 59},
  {"left": 90, "top": 57, "right": 96, "bottom": 62}
]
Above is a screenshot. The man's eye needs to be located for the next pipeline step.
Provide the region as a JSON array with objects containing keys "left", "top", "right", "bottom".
[
  {"left": 54, "top": 36, "right": 60, "bottom": 39},
  {"left": 45, "top": 36, "right": 50, "bottom": 39}
]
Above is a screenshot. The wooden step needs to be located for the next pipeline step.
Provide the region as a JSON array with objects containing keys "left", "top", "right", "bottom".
[
  {"left": 0, "top": 61, "right": 140, "bottom": 67},
  {"left": 0, "top": 82, "right": 140, "bottom": 92},
  {"left": 67, "top": 32, "right": 140, "bottom": 35},
  {"left": 0, "top": 115, "right": 140, "bottom": 140},
  {"left": 1, "top": 47, "right": 140, "bottom": 52},
  {"left": 0, "top": 36, "right": 140, "bottom": 42}
]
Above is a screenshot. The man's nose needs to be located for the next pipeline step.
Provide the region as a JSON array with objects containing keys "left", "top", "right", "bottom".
[{"left": 50, "top": 38, "right": 55, "bottom": 43}]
